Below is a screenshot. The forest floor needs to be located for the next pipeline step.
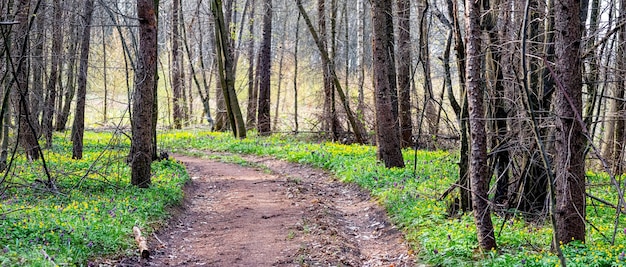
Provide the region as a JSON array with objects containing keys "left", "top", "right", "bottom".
[{"left": 111, "top": 153, "right": 418, "bottom": 266}]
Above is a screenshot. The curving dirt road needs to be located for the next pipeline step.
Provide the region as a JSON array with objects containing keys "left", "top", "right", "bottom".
[{"left": 117, "top": 153, "right": 417, "bottom": 266}]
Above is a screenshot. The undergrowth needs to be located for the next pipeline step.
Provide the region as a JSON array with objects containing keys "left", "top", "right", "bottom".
[
  {"left": 160, "top": 130, "right": 626, "bottom": 267},
  {"left": 0, "top": 132, "right": 188, "bottom": 266}
]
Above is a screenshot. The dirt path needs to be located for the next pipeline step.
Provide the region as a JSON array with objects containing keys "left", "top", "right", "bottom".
[{"left": 118, "top": 153, "right": 416, "bottom": 266}]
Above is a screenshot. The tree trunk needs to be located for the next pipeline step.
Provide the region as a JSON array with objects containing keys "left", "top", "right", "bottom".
[
  {"left": 554, "top": 0, "right": 586, "bottom": 244},
  {"left": 212, "top": 4, "right": 229, "bottom": 132},
  {"left": 151, "top": 0, "right": 160, "bottom": 162},
  {"left": 171, "top": 0, "right": 183, "bottom": 129},
  {"left": 56, "top": 22, "right": 79, "bottom": 132},
  {"left": 294, "top": 13, "right": 300, "bottom": 133},
  {"left": 371, "top": 0, "right": 404, "bottom": 168},
  {"left": 0, "top": 109, "right": 9, "bottom": 171},
  {"left": 43, "top": 0, "right": 63, "bottom": 148},
  {"left": 31, "top": 1, "right": 44, "bottom": 134},
  {"left": 257, "top": 0, "right": 272, "bottom": 135},
  {"left": 245, "top": 0, "right": 257, "bottom": 129},
  {"left": 213, "top": 0, "right": 246, "bottom": 138},
  {"left": 446, "top": 0, "right": 471, "bottom": 212},
  {"left": 11, "top": 0, "right": 40, "bottom": 160},
  {"left": 131, "top": 0, "right": 158, "bottom": 188},
  {"left": 273, "top": 2, "right": 287, "bottom": 132},
  {"left": 318, "top": 0, "right": 334, "bottom": 138},
  {"left": 612, "top": 0, "right": 626, "bottom": 174},
  {"left": 356, "top": 0, "right": 365, "bottom": 117},
  {"left": 396, "top": 0, "right": 412, "bottom": 148},
  {"left": 465, "top": 0, "right": 496, "bottom": 250},
  {"left": 102, "top": 25, "right": 108, "bottom": 124},
  {"left": 71, "top": 0, "right": 95, "bottom": 160}
]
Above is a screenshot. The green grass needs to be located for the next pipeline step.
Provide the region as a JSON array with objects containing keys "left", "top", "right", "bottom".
[
  {"left": 160, "top": 130, "right": 626, "bottom": 267},
  {"left": 0, "top": 132, "right": 189, "bottom": 266}
]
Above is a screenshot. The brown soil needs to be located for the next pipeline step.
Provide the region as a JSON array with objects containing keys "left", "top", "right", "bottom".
[{"left": 115, "top": 153, "right": 417, "bottom": 266}]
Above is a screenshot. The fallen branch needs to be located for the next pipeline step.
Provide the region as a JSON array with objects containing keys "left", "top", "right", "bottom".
[
  {"left": 438, "top": 179, "right": 460, "bottom": 200},
  {"left": 133, "top": 226, "right": 150, "bottom": 259},
  {"left": 153, "top": 232, "right": 166, "bottom": 248}
]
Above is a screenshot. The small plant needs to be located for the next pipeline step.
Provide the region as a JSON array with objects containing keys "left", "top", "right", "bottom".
[{"left": 287, "top": 230, "right": 296, "bottom": 240}]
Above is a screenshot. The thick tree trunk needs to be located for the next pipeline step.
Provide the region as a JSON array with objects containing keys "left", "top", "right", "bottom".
[
  {"left": 396, "top": 0, "right": 412, "bottom": 148},
  {"left": 11, "top": 0, "right": 40, "bottom": 160},
  {"left": 71, "top": 0, "right": 95, "bottom": 160},
  {"left": 554, "top": 0, "right": 586, "bottom": 244},
  {"left": 131, "top": 0, "right": 158, "bottom": 188},
  {"left": 371, "top": 0, "right": 404, "bottom": 168},
  {"left": 257, "top": 0, "right": 272, "bottom": 135},
  {"left": 465, "top": 0, "right": 496, "bottom": 250}
]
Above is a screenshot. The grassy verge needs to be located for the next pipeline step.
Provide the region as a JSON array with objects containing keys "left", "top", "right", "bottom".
[
  {"left": 0, "top": 132, "right": 189, "bottom": 266},
  {"left": 160, "top": 130, "right": 626, "bottom": 267}
]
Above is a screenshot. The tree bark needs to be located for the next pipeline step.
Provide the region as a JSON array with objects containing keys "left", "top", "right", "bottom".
[
  {"left": 273, "top": 1, "right": 288, "bottom": 131},
  {"left": 554, "top": 0, "right": 586, "bottom": 244},
  {"left": 43, "top": 0, "right": 63, "bottom": 148},
  {"left": 213, "top": 0, "right": 246, "bottom": 138},
  {"left": 245, "top": 0, "right": 257, "bottom": 129},
  {"left": 446, "top": 0, "right": 471, "bottom": 212},
  {"left": 318, "top": 0, "right": 336, "bottom": 139},
  {"left": 55, "top": 21, "right": 79, "bottom": 132},
  {"left": 71, "top": 0, "right": 95, "bottom": 160},
  {"left": 294, "top": 13, "right": 300, "bottom": 133},
  {"left": 131, "top": 0, "right": 158, "bottom": 187},
  {"left": 171, "top": 0, "right": 184, "bottom": 129},
  {"left": 257, "top": 0, "right": 272, "bottom": 135},
  {"left": 611, "top": 0, "right": 626, "bottom": 174},
  {"left": 31, "top": 1, "right": 44, "bottom": 134},
  {"left": 371, "top": 0, "right": 404, "bottom": 168},
  {"left": 212, "top": 2, "right": 229, "bottom": 132},
  {"left": 356, "top": 0, "right": 365, "bottom": 117},
  {"left": 396, "top": 0, "right": 412, "bottom": 148},
  {"left": 11, "top": 0, "right": 40, "bottom": 160},
  {"left": 465, "top": 0, "right": 496, "bottom": 250}
]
